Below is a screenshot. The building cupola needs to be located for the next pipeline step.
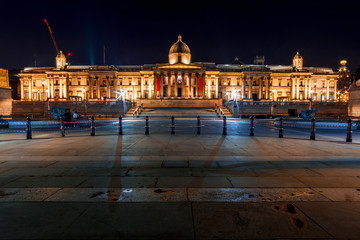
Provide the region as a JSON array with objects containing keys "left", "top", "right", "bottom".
[
  {"left": 292, "top": 51, "right": 303, "bottom": 70},
  {"left": 168, "top": 35, "right": 191, "bottom": 64},
  {"left": 56, "top": 50, "right": 66, "bottom": 69}
]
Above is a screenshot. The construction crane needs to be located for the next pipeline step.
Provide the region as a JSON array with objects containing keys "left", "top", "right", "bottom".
[
  {"left": 44, "top": 19, "right": 71, "bottom": 64},
  {"left": 44, "top": 19, "right": 59, "bottom": 54}
]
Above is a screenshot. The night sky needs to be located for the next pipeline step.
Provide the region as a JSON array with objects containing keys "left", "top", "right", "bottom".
[{"left": 1, "top": 0, "right": 360, "bottom": 71}]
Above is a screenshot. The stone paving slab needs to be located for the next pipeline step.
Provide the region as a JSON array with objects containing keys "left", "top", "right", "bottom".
[
  {"left": 192, "top": 202, "right": 331, "bottom": 239},
  {"left": 296, "top": 176, "right": 360, "bottom": 188},
  {"left": 2, "top": 176, "right": 88, "bottom": 188},
  {"left": 313, "top": 188, "right": 360, "bottom": 201},
  {"left": 188, "top": 188, "right": 329, "bottom": 202},
  {"left": 0, "top": 167, "right": 69, "bottom": 177},
  {"left": 156, "top": 177, "right": 232, "bottom": 188},
  {"left": 45, "top": 188, "right": 187, "bottom": 202},
  {"left": 0, "top": 202, "right": 89, "bottom": 239},
  {"left": 59, "top": 202, "right": 193, "bottom": 240},
  {"left": 0, "top": 188, "right": 60, "bottom": 201},
  {"left": 294, "top": 202, "right": 360, "bottom": 239},
  {"left": 228, "top": 176, "right": 307, "bottom": 188},
  {"left": 78, "top": 176, "right": 157, "bottom": 188}
]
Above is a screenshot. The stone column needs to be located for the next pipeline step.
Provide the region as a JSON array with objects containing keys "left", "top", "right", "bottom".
[
  {"left": 167, "top": 72, "right": 171, "bottom": 98},
  {"left": 181, "top": 72, "right": 185, "bottom": 98},
  {"left": 334, "top": 80, "right": 337, "bottom": 101},
  {"left": 241, "top": 77, "right": 245, "bottom": 99},
  {"left": 207, "top": 78, "right": 211, "bottom": 98},
  {"left": 97, "top": 77, "right": 100, "bottom": 100},
  {"left": 304, "top": 78, "right": 308, "bottom": 100},
  {"left": 259, "top": 77, "right": 263, "bottom": 100},
  {"left": 141, "top": 76, "right": 144, "bottom": 98},
  {"left": 59, "top": 78, "right": 63, "bottom": 98},
  {"left": 160, "top": 73, "right": 164, "bottom": 98},
  {"left": 248, "top": 77, "right": 253, "bottom": 99},
  {"left": 64, "top": 77, "right": 68, "bottom": 99},
  {"left": 154, "top": 73, "right": 158, "bottom": 98},
  {"left": 291, "top": 78, "right": 295, "bottom": 100},
  {"left": 113, "top": 77, "right": 116, "bottom": 99},
  {"left": 308, "top": 79, "right": 312, "bottom": 99},
  {"left": 106, "top": 77, "right": 110, "bottom": 99},
  {"left": 202, "top": 73, "right": 206, "bottom": 98},
  {"left": 148, "top": 76, "right": 152, "bottom": 99},
  {"left": 20, "top": 79, "right": 24, "bottom": 100},
  {"left": 188, "top": 73, "right": 192, "bottom": 98},
  {"left": 29, "top": 79, "right": 32, "bottom": 100},
  {"left": 47, "top": 78, "right": 50, "bottom": 99},
  {"left": 195, "top": 73, "right": 199, "bottom": 98},
  {"left": 326, "top": 79, "right": 330, "bottom": 100},
  {"left": 175, "top": 72, "right": 178, "bottom": 98},
  {"left": 215, "top": 76, "right": 218, "bottom": 98},
  {"left": 296, "top": 77, "right": 300, "bottom": 100},
  {"left": 89, "top": 77, "right": 93, "bottom": 99},
  {"left": 265, "top": 77, "right": 269, "bottom": 99}
]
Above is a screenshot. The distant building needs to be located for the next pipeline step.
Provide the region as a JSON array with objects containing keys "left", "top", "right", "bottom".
[
  {"left": 19, "top": 35, "right": 339, "bottom": 103},
  {"left": 0, "top": 68, "right": 12, "bottom": 116}
]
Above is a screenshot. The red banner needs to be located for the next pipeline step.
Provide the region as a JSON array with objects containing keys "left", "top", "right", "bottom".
[
  {"left": 156, "top": 78, "right": 160, "bottom": 91},
  {"left": 199, "top": 78, "right": 203, "bottom": 92}
]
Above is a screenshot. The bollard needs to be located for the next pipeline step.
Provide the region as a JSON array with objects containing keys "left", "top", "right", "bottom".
[
  {"left": 197, "top": 116, "right": 201, "bottom": 135},
  {"left": 60, "top": 116, "right": 65, "bottom": 137},
  {"left": 346, "top": 118, "right": 352, "bottom": 143},
  {"left": 90, "top": 116, "right": 95, "bottom": 136},
  {"left": 171, "top": 116, "right": 175, "bottom": 135},
  {"left": 145, "top": 116, "right": 149, "bottom": 135},
  {"left": 250, "top": 116, "right": 254, "bottom": 136},
  {"left": 310, "top": 118, "right": 316, "bottom": 140},
  {"left": 118, "top": 116, "right": 123, "bottom": 135},
  {"left": 278, "top": 117, "right": 283, "bottom": 138},
  {"left": 223, "top": 116, "right": 227, "bottom": 135},
  {"left": 26, "top": 117, "right": 32, "bottom": 139}
]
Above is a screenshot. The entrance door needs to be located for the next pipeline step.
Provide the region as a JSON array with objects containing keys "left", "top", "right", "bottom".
[
  {"left": 193, "top": 87, "right": 196, "bottom": 97},
  {"left": 252, "top": 93, "right": 258, "bottom": 101},
  {"left": 163, "top": 87, "right": 167, "bottom": 97},
  {"left": 178, "top": 88, "right": 182, "bottom": 97}
]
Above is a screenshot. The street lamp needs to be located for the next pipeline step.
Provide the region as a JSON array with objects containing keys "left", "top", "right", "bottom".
[
  {"left": 272, "top": 89, "right": 276, "bottom": 102},
  {"left": 41, "top": 81, "right": 45, "bottom": 101},
  {"left": 132, "top": 82, "right": 136, "bottom": 104},
  {"left": 82, "top": 88, "right": 86, "bottom": 101}
]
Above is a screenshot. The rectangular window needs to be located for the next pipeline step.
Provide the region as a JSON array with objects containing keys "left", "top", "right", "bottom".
[
  {"left": 330, "top": 95, "right": 333, "bottom": 101},
  {"left": 313, "top": 95, "right": 317, "bottom": 101},
  {"left": 321, "top": 95, "right": 325, "bottom": 101}
]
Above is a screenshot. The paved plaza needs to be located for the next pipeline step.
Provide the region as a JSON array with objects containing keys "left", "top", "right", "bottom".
[{"left": 0, "top": 129, "right": 360, "bottom": 239}]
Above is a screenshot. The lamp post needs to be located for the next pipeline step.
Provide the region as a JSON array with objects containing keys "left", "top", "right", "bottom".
[
  {"left": 82, "top": 88, "right": 86, "bottom": 101},
  {"left": 132, "top": 82, "right": 135, "bottom": 104},
  {"left": 42, "top": 81, "right": 45, "bottom": 101}
]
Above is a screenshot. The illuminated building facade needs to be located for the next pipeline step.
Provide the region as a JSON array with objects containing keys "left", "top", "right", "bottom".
[{"left": 19, "top": 35, "right": 339, "bottom": 103}]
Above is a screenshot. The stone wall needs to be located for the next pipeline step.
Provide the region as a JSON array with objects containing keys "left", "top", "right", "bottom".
[
  {"left": 12, "top": 101, "right": 132, "bottom": 118},
  {"left": 229, "top": 101, "right": 348, "bottom": 117},
  {"left": 0, "top": 88, "right": 12, "bottom": 116},
  {"left": 138, "top": 99, "right": 222, "bottom": 108},
  {"left": 349, "top": 86, "right": 360, "bottom": 117}
]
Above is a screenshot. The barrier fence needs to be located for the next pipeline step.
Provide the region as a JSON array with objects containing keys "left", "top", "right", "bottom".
[{"left": 0, "top": 116, "right": 359, "bottom": 143}]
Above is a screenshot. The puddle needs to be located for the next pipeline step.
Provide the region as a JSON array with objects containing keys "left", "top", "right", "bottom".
[
  {"left": 153, "top": 189, "right": 176, "bottom": 194},
  {"left": 0, "top": 190, "right": 17, "bottom": 198},
  {"left": 290, "top": 217, "right": 307, "bottom": 229},
  {"left": 89, "top": 192, "right": 105, "bottom": 198},
  {"left": 278, "top": 191, "right": 314, "bottom": 199}
]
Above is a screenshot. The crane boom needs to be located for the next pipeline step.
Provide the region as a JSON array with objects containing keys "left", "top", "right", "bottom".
[{"left": 44, "top": 19, "right": 59, "bottom": 54}]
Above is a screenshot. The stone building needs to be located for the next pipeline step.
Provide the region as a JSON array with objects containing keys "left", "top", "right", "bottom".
[
  {"left": 0, "top": 68, "right": 12, "bottom": 116},
  {"left": 19, "top": 35, "right": 339, "bottom": 105}
]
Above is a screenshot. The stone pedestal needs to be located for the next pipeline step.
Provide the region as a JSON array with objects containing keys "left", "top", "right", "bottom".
[
  {"left": 0, "top": 87, "right": 12, "bottom": 116},
  {"left": 349, "top": 86, "right": 360, "bottom": 117}
]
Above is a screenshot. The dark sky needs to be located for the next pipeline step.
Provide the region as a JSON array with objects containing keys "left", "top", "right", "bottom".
[{"left": 1, "top": 0, "right": 360, "bottom": 71}]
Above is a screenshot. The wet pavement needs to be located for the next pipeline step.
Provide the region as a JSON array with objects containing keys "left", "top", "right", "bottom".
[{"left": 0, "top": 134, "right": 360, "bottom": 239}]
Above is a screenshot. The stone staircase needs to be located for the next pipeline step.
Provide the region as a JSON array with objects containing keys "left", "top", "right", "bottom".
[
  {"left": 138, "top": 108, "right": 218, "bottom": 118},
  {"left": 124, "top": 106, "right": 140, "bottom": 118},
  {"left": 218, "top": 106, "right": 232, "bottom": 117}
]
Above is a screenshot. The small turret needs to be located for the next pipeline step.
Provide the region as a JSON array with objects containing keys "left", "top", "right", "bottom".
[
  {"left": 293, "top": 52, "right": 303, "bottom": 70},
  {"left": 56, "top": 50, "right": 66, "bottom": 69}
]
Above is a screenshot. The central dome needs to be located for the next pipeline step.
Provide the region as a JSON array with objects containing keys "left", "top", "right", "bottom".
[
  {"left": 168, "top": 35, "right": 191, "bottom": 64},
  {"left": 169, "top": 35, "right": 190, "bottom": 54}
]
